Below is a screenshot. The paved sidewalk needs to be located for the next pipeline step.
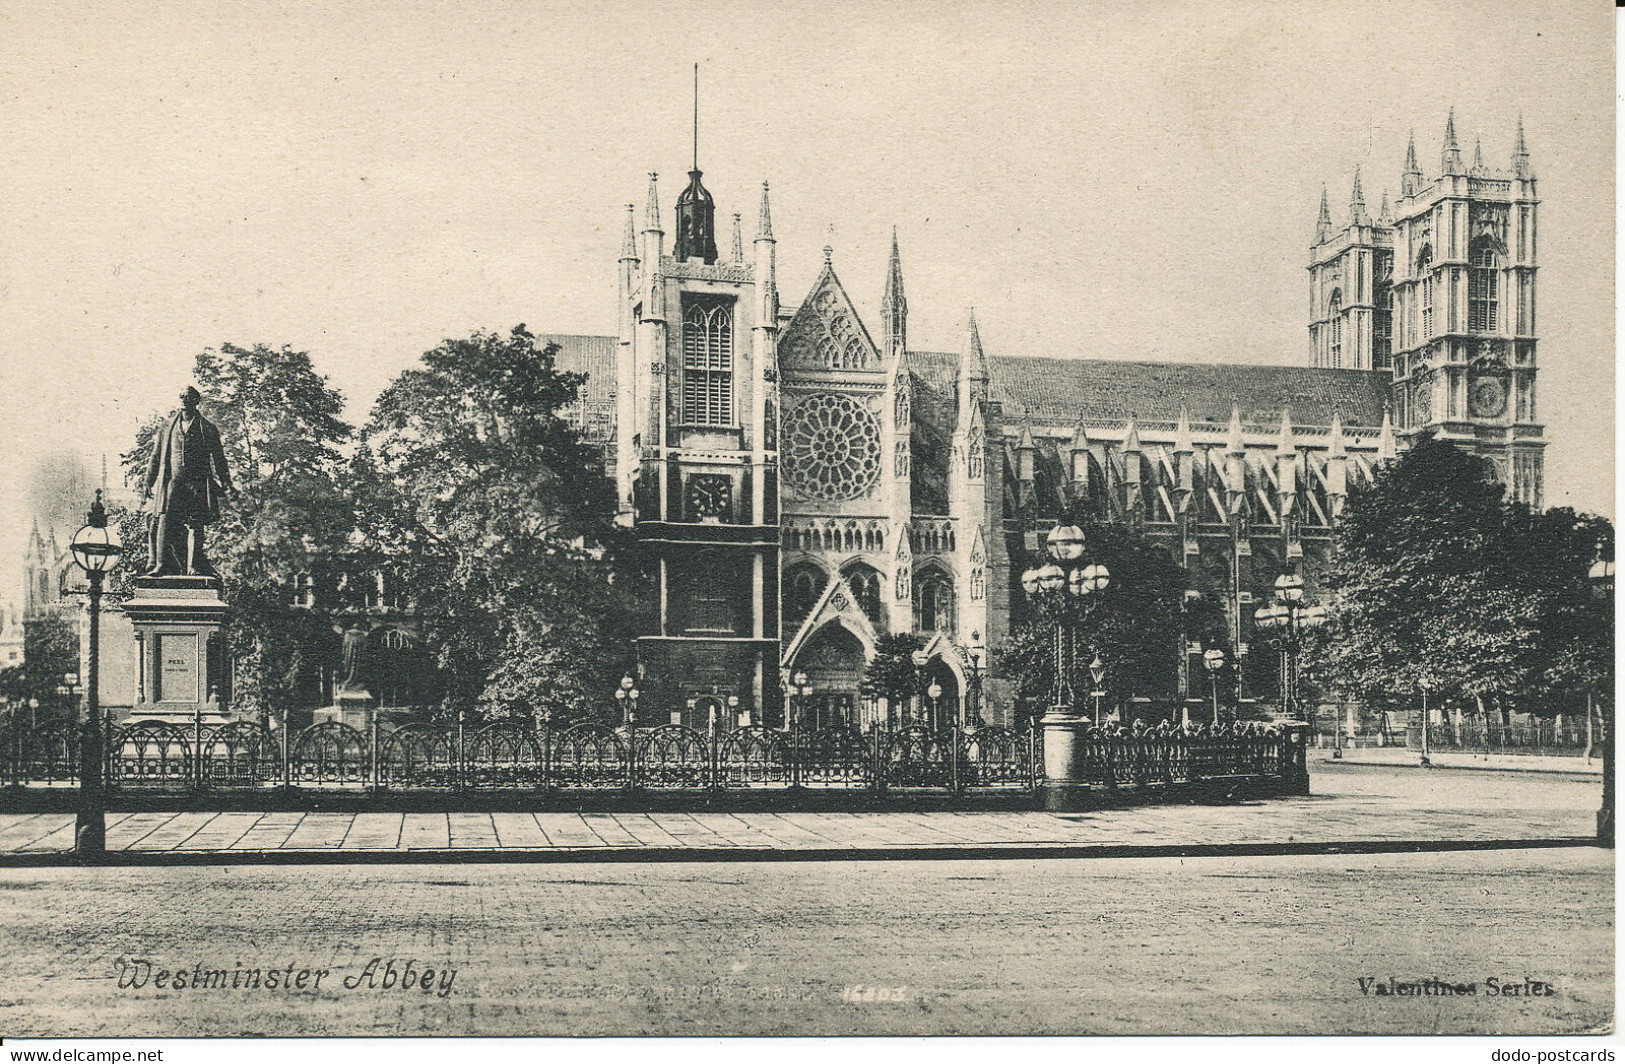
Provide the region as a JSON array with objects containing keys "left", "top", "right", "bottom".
[
  {"left": 1314, "top": 746, "right": 1603, "bottom": 774},
  {"left": 0, "top": 764, "right": 1601, "bottom": 861}
]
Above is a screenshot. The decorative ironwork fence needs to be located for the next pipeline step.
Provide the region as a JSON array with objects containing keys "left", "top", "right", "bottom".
[{"left": 0, "top": 718, "right": 1301, "bottom": 796}]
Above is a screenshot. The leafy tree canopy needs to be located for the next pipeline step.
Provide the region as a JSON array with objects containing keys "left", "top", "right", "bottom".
[
  {"left": 359, "top": 326, "right": 636, "bottom": 721},
  {"left": 1311, "top": 438, "right": 1612, "bottom": 714}
]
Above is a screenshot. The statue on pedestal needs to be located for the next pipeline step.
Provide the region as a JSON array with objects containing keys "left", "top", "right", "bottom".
[{"left": 142, "top": 387, "right": 233, "bottom": 578}]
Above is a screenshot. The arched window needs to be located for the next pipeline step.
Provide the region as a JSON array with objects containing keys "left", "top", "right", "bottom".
[
  {"left": 784, "top": 563, "right": 827, "bottom": 632},
  {"left": 1373, "top": 252, "right": 1393, "bottom": 369},
  {"left": 1326, "top": 289, "right": 1343, "bottom": 368},
  {"left": 1469, "top": 240, "right": 1500, "bottom": 332},
  {"left": 841, "top": 564, "right": 884, "bottom": 631},
  {"left": 1416, "top": 245, "right": 1435, "bottom": 339},
  {"left": 681, "top": 297, "right": 734, "bottom": 426},
  {"left": 915, "top": 570, "right": 955, "bottom": 635}
]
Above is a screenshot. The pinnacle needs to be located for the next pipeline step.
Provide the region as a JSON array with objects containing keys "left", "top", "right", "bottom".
[{"left": 756, "top": 181, "right": 774, "bottom": 241}]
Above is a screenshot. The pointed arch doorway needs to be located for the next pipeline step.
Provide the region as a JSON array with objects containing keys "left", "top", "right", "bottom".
[{"left": 796, "top": 622, "right": 866, "bottom": 730}]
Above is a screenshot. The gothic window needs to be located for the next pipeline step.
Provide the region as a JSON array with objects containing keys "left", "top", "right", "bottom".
[
  {"left": 784, "top": 563, "right": 827, "bottom": 632},
  {"left": 681, "top": 297, "right": 734, "bottom": 426},
  {"left": 1326, "top": 289, "right": 1343, "bottom": 368},
  {"left": 781, "top": 393, "right": 883, "bottom": 501},
  {"left": 1469, "top": 240, "right": 1500, "bottom": 332},
  {"left": 969, "top": 566, "right": 985, "bottom": 602},
  {"left": 915, "top": 570, "right": 955, "bottom": 635},
  {"left": 842, "top": 563, "right": 884, "bottom": 631},
  {"left": 1373, "top": 254, "right": 1393, "bottom": 369},
  {"left": 1416, "top": 245, "right": 1435, "bottom": 340}
]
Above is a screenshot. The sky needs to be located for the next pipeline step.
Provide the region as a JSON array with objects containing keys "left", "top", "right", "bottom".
[{"left": 0, "top": 0, "right": 1613, "bottom": 595}]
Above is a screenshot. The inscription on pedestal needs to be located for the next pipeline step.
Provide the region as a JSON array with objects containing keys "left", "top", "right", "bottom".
[{"left": 157, "top": 633, "right": 199, "bottom": 703}]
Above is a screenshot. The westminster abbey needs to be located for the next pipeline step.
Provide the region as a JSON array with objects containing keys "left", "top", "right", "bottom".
[{"left": 527, "top": 112, "right": 1547, "bottom": 730}]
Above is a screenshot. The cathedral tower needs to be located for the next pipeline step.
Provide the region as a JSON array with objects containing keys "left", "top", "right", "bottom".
[
  {"left": 1312, "top": 114, "right": 1543, "bottom": 508},
  {"left": 616, "top": 155, "right": 780, "bottom": 726}
]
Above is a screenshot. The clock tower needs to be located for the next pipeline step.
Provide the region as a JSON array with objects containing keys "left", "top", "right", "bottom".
[
  {"left": 1314, "top": 114, "right": 1544, "bottom": 508},
  {"left": 616, "top": 166, "right": 781, "bottom": 727}
]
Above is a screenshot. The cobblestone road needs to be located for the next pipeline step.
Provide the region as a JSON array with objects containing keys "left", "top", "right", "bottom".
[
  {"left": 0, "top": 764, "right": 1600, "bottom": 857},
  {"left": 0, "top": 847, "right": 1609, "bottom": 1036}
]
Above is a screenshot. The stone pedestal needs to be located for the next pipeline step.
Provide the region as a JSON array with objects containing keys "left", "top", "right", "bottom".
[
  {"left": 314, "top": 688, "right": 374, "bottom": 731},
  {"left": 1040, "top": 709, "right": 1092, "bottom": 811},
  {"left": 120, "top": 576, "right": 233, "bottom": 726}
]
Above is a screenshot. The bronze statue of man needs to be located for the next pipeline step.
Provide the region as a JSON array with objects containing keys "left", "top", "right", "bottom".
[{"left": 143, "top": 386, "right": 233, "bottom": 577}]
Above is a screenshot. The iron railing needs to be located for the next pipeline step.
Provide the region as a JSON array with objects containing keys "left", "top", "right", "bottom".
[{"left": 0, "top": 717, "right": 1301, "bottom": 796}]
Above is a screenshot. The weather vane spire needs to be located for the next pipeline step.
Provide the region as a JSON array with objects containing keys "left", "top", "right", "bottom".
[{"left": 693, "top": 62, "right": 699, "bottom": 172}]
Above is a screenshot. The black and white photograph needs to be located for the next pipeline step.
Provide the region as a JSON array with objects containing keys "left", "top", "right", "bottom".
[{"left": 0, "top": 0, "right": 1613, "bottom": 1048}]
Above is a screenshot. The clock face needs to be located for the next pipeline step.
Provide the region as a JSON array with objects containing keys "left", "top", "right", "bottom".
[
  {"left": 686, "top": 475, "right": 732, "bottom": 521},
  {"left": 1469, "top": 376, "right": 1507, "bottom": 419}
]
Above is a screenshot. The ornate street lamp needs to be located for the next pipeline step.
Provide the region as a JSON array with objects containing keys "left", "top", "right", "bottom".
[
  {"left": 727, "top": 693, "right": 742, "bottom": 729},
  {"left": 614, "top": 674, "right": 639, "bottom": 730},
  {"left": 910, "top": 649, "right": 930, "bottom": 723},
  {"left": 1203, "top": 648, "right": 1228, "bottom": 726},
  {"left": 68, "top": 491, "right": 124, "bottom": 859},
  {"left": 927, "top": 680, "right": 943, "bottom": 730},
  {"left": 1253, "top": 571, "right": 1327, "bottom": 733},
  {"left": 1020, "top": 525, "right": 1111, "bottom": 718}
]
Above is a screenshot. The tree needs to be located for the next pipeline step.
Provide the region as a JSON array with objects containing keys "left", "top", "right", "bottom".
[
  {"left": 118, "top": 343, "right": 358, "bottom": 722},
  {"left": 1311, "top": 437, "right": 1613, "bottom": 723},
  {"left": 859, "top": 633, "right": 927, "bottom": 710},
  {"left": 995, "top": 516, "right": 1196, "bottom": 721},
  {"left": 358, "top": 326, "right": 637, "bottom": 723}
]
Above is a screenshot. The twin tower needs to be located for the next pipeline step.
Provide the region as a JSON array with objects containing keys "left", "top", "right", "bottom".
[{"left": 1309, "top": 112, "right": 1543, "bottom": 508}]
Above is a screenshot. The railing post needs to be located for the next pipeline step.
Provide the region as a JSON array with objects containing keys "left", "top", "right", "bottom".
[
  {"left": 281, "top": 713, "right": 292, "bottom": 790},
  {"left": 789, "top": 724, "right": 801, "bottom": 790},
  {"left": 625, "top": 725, "right": 637, "bottom": 792},
  {"left": 192, "top": 710, "right": 204, "bottom": 791},
  {"left": 369, "top": 711, "right": 380, "bottom": 793},
  {"left": 456, "top": 711, "right": 467, "bottom": 793},
  {"left": 873, "top": 727, "right": 887, "bottom": 795},
  {"left": 540, "top": 716, "right": 552, "bottom": 793},
  {"left": 709, "top": 715, "right": 721, "bottom": 792},
  {"left": 949, "top": 725, "right": 961, "bottom": 795}
]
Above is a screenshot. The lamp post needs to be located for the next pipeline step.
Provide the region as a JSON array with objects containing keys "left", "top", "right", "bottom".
[
  {"left": 792, "top": 670, "right": 810, "bottom": 731},
  {"left": 1203, "top": 648, "right": 1227, "bottom": 726},
  {"left": 1023, "top": 524, "right": 1112, "bottom": 810},
  {"left": 1418, "top": 679, "right": 1433, "bottom": 768},
  {"left": 961, "top": 633, "right": 985, "bottom": 729},
  {"left": 1089, "top": 654, "right": 1106, "bottom": 725},
  {"left": 1019, "top": 524, "right": 1110, "bottom": 718},
  {"left": 68, "top": 491, "right": 124, "bottom": 860},
  {"left": 614, "top": 674, "right": 639, "bottom": 731},
  {"left": 1252, "top": 572, "right": 1327, "bottom": 733},
  {"left": 926, "top": 681, "right": 943, "bottom": 730},
  {"left": 910, "top": 649, "right": 930, "bottom": 724}
]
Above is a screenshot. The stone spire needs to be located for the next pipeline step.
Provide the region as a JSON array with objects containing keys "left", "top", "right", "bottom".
[
  {"left": 619, "top": 203, "right": 638, "bottom": 261},
  {"left": 643, "top": 172, "right": 662, "bottom": 230},
  {"left": 1314, "top": 187, "right": 1333, "bottom": 245},
  {"left": 1402, "top": 131, "right": 1423, "bottom": 197},
  {"left": 880, "top": 228, "right": 907, "bottom": 361},
  {"left": 1472, "top": 137, "right": 1485, "bottom": 173},
  {"left": 1441, "top": 108, "right": 1465, "bottom": 175},
  {"left": 755, "top": 181, "right": 773, "bottom": 241},
  {"left": 1377, "top": 405, "right": 1397, "bottom": 464},
  {"left": 960, "top": 308, "right": 990, "bottom": 409},
  {"left": 1172, "top": 404, "right": 1194, "bottom": 454},
  {"left": 1377, "top": 189, "right": 1393, "bottom": 226},
  {"left": 1275, "top": 408, "right": 1296, "bottom": 456},
  {"left": 1512, "top": 115, "right": 1533, "bottom": 179},
  {"left": 730, "top": 213, "right": 744, "bottom": 263},
  {"left": 1348, "top": 166, "right": 1369, "bottom": 226}
]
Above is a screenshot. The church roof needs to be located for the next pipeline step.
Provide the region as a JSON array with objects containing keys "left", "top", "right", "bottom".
[
  {"left": 542, "top": 333, "right": 617, "bottom": 406},
  {"left": 907, "top": 351, "right": 1391, "bottom": 432}
]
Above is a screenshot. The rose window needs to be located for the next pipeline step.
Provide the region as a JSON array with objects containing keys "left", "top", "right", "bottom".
[{"left": 782, "top": 393, "right": 882, "bottom": 501}]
